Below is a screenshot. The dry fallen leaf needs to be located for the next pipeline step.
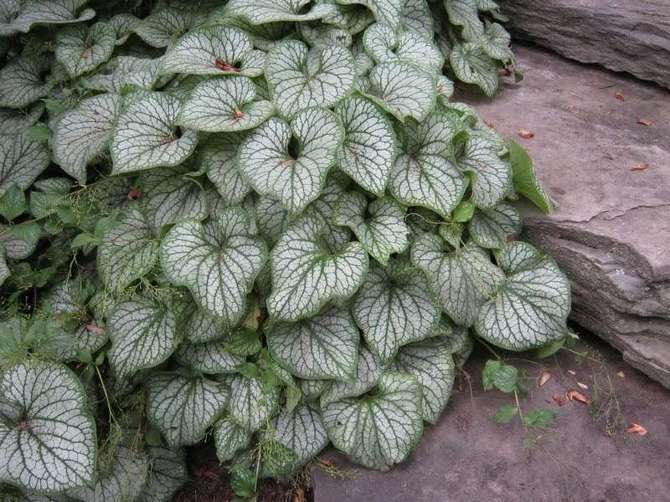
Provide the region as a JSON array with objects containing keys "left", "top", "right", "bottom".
[
  {"left": 567, "top": 370, "right": 576, "bottom": 376},
  {"left": 614, "top": 91, "right": 625, "bottom": 101},
  {"left": 577, "top": 382, "right": 589, "bottom": 390},
  {"left": 538, "top": 370, "right": 552, "bottom": 387},
  {"left": 637, "top": 118, "right": 654, "bottom": 126},
  {"left": 625, "top": 423, "right": 648, "bottom": 436},
  {"left": 631, "top": 163, "right": 649, "bottom": 171},
  {"left": 518, "top": 129, "right": 535, "bottom": 139},
  {"left": 551, "top": 393, "right": 564, "bottom": 406},
  {"left": 566, "top": 389, "right": 590, "bottom": 404},
  {"left": 616, "top": 371, "right": 625, "bottom": 379}
]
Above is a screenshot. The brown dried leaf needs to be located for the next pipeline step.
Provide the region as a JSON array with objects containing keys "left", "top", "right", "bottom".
[
  {"left": 293, "top": 488, "right": 306, "bottom": 502},
  {"left": 631, "top": 163, "right": 649, "bottom": 171},
  {"left": 625, "top": 423, "right": 648, "bottom": 436},
  {"left": 567, "top": 370, "right": 576, "bottom": 376},
  {"left": 576, "top": 382, "right": 589, "bottom": 390},
  {"left": 637, "top": 118, "right": 654, "bottom": 126},
  {"left": 614, "top": 91, "right": 625, "bottom": 101},
  {"left": 566, "top": 389, "right": 590, "bottom": 405},
  {"left": 616, "top": 371, "right": 625, "bottom": 379},
  {"left": 551, "top": 393, "right": 564, "bottom": 406},
  {"left": 538, "top": 370, "right": 552, "bottom": 387},
  {"left": 518, "top": 129, "right": 534, "bottom": 139}
]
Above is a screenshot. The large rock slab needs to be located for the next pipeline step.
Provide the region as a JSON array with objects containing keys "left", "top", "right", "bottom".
[
  {"left": 500, "top": 0, "right": 670, "bottom": 89},
  {"left": 459, "top": 45, "right": 670, "bottom": 388},
  {"left": 312, "top": 339, "right": 670, "bottom": 501}
]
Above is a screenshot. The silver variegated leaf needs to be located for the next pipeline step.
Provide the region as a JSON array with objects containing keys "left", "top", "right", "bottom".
[
  {"left": 363, "top": 23, "right": 443, "bottom": 72},
  {"left": 299, "top": 379, "right": 329, "bottom": 401},
  {"left": 133, "top": 7, "right": 197, "bottom": 48},
  {"left": 272, "top": 403, "right": 328, "bottom": 470},
  {"left": 353, "top": 263, "right": 439, "bottom": 361},
  {"left": 98, "top": 209, "right": 159, "bottom": 293},
  {"left": 335, "top": 96, "right": 396, "bottom": 195},
  {"left": 338, "top": 0, "right": 402, "bottom": 28},
  {"left": 400, "top": 0, "right": 433, "bottom": 36},
  {"left": 411, "top": 234, "right": 505, "bottom": 327},
  {"left": 481, "top": 22, "right": 513, "bottom": 62},
  {"left": 146, "top": 373, "right": 229, "bottom": 446},
  {"left": 139, "top": 446, "right": 188, "bottom": 502},
  {"left": 0, "top": 57, "right": 51, "bottom": 109},
  {"left": 320, "top": 347, "right": 383, "bottom": 406},
  {"left": 0, "top": 361, "right": 96, "bottom": 492},
  {"left": 0, "top": 222, "right": 41, "bottom": 260},
  {"left": 199, "top": 133, "right": 251, "bottom": 205},
  {"left": 55, "top": 22, "right": 116, "bottom": 78},
  {"left": 160, "top": 208, "right": 267, "bottom": 323},
  {"left": 107, "top": 298, "right": 179, "bottom": 380},
  {"left": 267, "top": 307, "right": 359, "bottom": 381},
  {"left": 395, "top": 339, "right": 455, "bottom": 423},
  {"left": 267, "top": 216, "right": 368, "bottom": 322},
  {"left": 161, "top": 26, "right": 263, "bottom": 77},
  {"left": 475, "top": 241, "right": 571, "bottom": 350},
  {"left": 266, "top": 40, "right": 355, "bottom": 118},
  {"left": 84, "top": 56, "right": 164, "bottom": 93},
  {"left": 182, "top": 304, "right": 229, "bottom": 343},
  {"left": 0, "top": 102, "right": 44, "bottom": 133},
  {"left": 228, "top": 374, "right": 280, "bottom": 432},
  {"left": 53, "top": 93, "right": 121, "bottom": 185},
  {"left": 449, "top": 42, "right": 499, "bottom": 98},
  {"left": 110, "top": 92, "right": 198, "bottom": 174},
  {"left": 226, "top": 0, "right": 337, "bottom": 24},
  {"left": 334, "top": 192, "right": 409, "bottom": 265},
  {"left": 364, "top": 61, "right": 435, "bottom": 122},
  {"left": 175, "top": 339, "right": 245, "bottom": 374},
  {"left": 109, "top": 13, "right": 140, "bottom": 45},
  {"left": 4, "top": 0, "right": 95, "bottom": 35},
  {"left": 321, "top": 1, "right": 375, "bottom": 35},
  {"left": 436, "top": 75, "right": 455, "bottom": 104},
  {"left": 444, "top": 0, "right": 484, "bottom": 41},
  {"left": 322, "top": 371, "right": 423, "bottom": 470},
  {"left": 468, "top": 202, "right": 521, "bottom": 249},
  {"left": 238, "top": 107, "right": 342, "bottom": 214},
  {"left": 0, "top": 131, "right": 49, "bottom": 197},
  {"left": 0, "top": 248, "right": 8, "bottom": 285},
  {"left": 177, "top": 76, "right": 273, "bottom": 132},
  {"left": 213, "top": 416, "right": 251, "bottom": 462}
]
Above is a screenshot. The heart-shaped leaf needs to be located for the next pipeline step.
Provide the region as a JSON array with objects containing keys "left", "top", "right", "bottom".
[
  {"left": 226, "top": 0, "right": 337, "bottom": 24},
  {"left": 161, "top": 26, "right": 264, "bottom": 77},
  {"left": 198, "top": 133, "right": 251, "bottom": 206},
  {"left": 133, "top": 7, "right": 199, "bottom": 48},
  {"left": 271, "top": 403, "right": 328, "bottom": 470},
  {"left": 476, "top": 241, "right": 571, "bottom": 350},
  {"left": 139, "top": 446, "right": 188, "bottom": 502},
  {"left": 0, "top": 131, "right": 49, "bottom": 198},
  {"left": 322, "top": 371, "right": 423, "bottom": 470},
  {"left": 481, "top": 22, "right": 513, "bottom": 62},
  {"left": 320, "top": 347, "right": 383, "bottom": 406},
  {"left": 0, "top": 361, "right": 96, "bottom": 492},
  {"left": 267, "top": 307, "right": 359, "bottom": 381},
  {"left": 98, "top": 209, "right": 159, "bottom": 293},
  {"left": 449, "top": 42, "right": 498, "bottom": 97},
  {"left": 353, "top": 262, "right": 439, "bottom": 361},
  {"left": 0, "top": 102, "right": 45, "bottom": 133},
  {"left": 400, "top": 0, "right": 434, "bottom": 36},
  {"left": 175, "top": 338, "right": 245, "bottom": 375},
  {"left": 108, "top": 13, "right": 140, "bottom": 45},
  {"left": 0, "top": 222, "right": 41, "bottom": 260},
  {"left": 110, "top": 92, "right": 198, "bottom": 174},
  {"left": 238, "top": 107, "right": 342, "bottom": 214},
  {"left": 161, "top": 208, "right": 267, "bottom": 323},
  {"left": 53, "top": 93, "right": 121, "bottom": 184},
  {"left": 335, "top": 96, "right": 396, "bottom": 195},
  {"left": 182, "top": 304, "right": 230, "bottom": 343},
  {"left": 227, "top": 374, "right": 280, "bottom": 432},
  {"left": 146, "top": 373, "right": 229, "bottom": 446},
  {"left": 444, "top": 0, "right": 484, "bottom": 41},
  {"left": 389, "top": 112, "right": 467, "bottom": 217},
  {"left": 395, "top": 339, "right": 455, "bottom": 423},
  {"left": 363, "top": 23, "right": 443, "bottom": 72},
  {"left": 84, "top": 56, "right": 164, "bottom": 93},
  {"left": 266, "top": 40, "right": 355, "bottom": 118},
  {"left": 0, "top": 57, "right": 51, "bottom": 109},
  {"left": 411, "top": 234, "right": 505, "bottom": 327},
  {"left": 177, "top": 76, "right": 273, "bottom": 132},
  {"left": 364, "top": 61, "right": 435, "bottom": 122},
  {"left": 267, "top": 216, "right": 369, "bottom": 322},
  {"left": 55, "top": 22, "right": 116, "bottom": 78},
  {"left": 213, "top": 416, "right": 251, "bottom": 462},
  {"left": 338, "top": 0, "right": 402, "bottom": 28},
  {"left": 107, "top": 298, "right": 179, "bottom": 380},
  {"left": 5, "top": 0, "right": 96, "bottom": 35},
  {"left": 468, "top": 202, "right": 521, "bottom": 249}
]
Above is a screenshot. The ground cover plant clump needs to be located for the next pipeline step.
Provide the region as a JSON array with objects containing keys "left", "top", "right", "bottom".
[{"left": 0, "top": 0, "right": 569, "bottom": 500}]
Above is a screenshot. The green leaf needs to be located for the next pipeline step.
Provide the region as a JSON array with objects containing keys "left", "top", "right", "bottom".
[
  {"left": 0, "top": 185, "right": 26, "bottom": 221},
  {"left": 175, "top": 338, "right": 245, "bottom": 375},
  {"left": 449, "top": 42, "right": 499, "bottom": 97},
  {"left": 364, "top": 61, "right": 435, "bottom": 122},
  {"left": 267, "top": 307, "right": 359, "bottom": 381},
  {"left": 476, "top": 241, "right": 571, "bottom": 350},
  {"left": 98, "top": 209, "right": 159, "bottom": 293},
  {"left": 363, "top": 23, "right": 443, "bottom": 72},
  {"left": 505, "top": 139, "right": 554, "bottom": 213},
  {"left": 480, "top": 22, "right": 513, "bottom": 62},
  {"left": 198, "top": 133, "right": 251, "bottom": 206},
  {"left": 160, "top": 208, "right": 267, "bottom": 323},
  {"left": 333, "top": 193, "right": 409, "bottom": 265},
  {"left": 395, "top": 339, "right": 455, "bottom": 423},
  {"left": 0, "top": 131, "right": 49, "bottom": 198},
  {"left": 534, "top": 337, "right": 566, "bottom": 359},
  {"left": 335, "top": 96, "right": 396, "bottom": 195},
  {"left": 110, "top": 92, "right": 198, "bottom": 174},
  {"left": 0, "top": 246, "right": 8, "bottom": 286},
  {"left": 267, "top": 216, "right": 369, "bottom": 322},
  {"left": 493, "top": 403, "right": 517, "bottom": 424},
  {"left": 468, "top": 202, "right": 521, "bottom": 249},
  {"left": 0, "top": 102, "right": 45, "bottom": 133},
  {"left": 0, "top": 361, "right": 96, "bottom": 492},
  {"left": 133, "top": 7, "right": 198, "bottom": 48},
  {"left": 4, "top": 0, "right": 95, "bottom": 35},
  {"left": 492, "top": 363, "right": 518, "bottom": 393},
  {"left": 228, "top": 374, "right": 280, "bottom": 432},
  {"left": 337, "top": 0, "right": 403, "bottom": 28},
  {"left": 444, "top": 0, "right": 484, "bottom": 41},
  {"left": 0, "top": 57, "right": 51, "bottom": 109},
  {"left": 161, "top": 26, "right": 264, "bottom": 77},
  {"left": 389, "top": 112, "right": 467, "bottom": 217},
  {"left": 0, "top": 222, "right": 42, "bottom": 259},
  {"left": 53, "top": 93, "right": 121, "bottom": 185},
  {"left": 213, "top": 416, "right": 251, "bottom": 462},
  {"left": 238, "top": 107, "right": 342, "bottom": 214},
  {"left": 524, "top": 409, "right": 556, "bottom": 428},
  {"left": 266, "top": 40, "right": 355, "bottom": 118},
  {"left": 177, "top": 76, "right": 273, "bottom": 132},
  {"left": 146, "top": 373, "right": 229, "bottom": 446},
  {"left": 107, "top": 298, "right": 179, "bottom": 380},
  {"left": 226, "top": 0, "right": 337, "bottom": 24},
  {"left": 271, "top": 403, "right": 328, "bottom": 470},
  {"left": 55, "top": 22, "right": 116, "bottom": 78},
  {"left": 320, "top": 347, "right": 382, "bottom": 406},
  {"left": 481, "top": 359, "right": 500, "bottom": 391},
  {"left": 353, "top": 263, "right": 439, "bottom": 361},
  {"left": 139, "top": 446, "right": 188, "bottom": 502},
  {"left": 411, "top": 234, "right": 505, "bottom": 327},
  {"left": 322, "top": 371, "right": 423, "bottom": 471}
]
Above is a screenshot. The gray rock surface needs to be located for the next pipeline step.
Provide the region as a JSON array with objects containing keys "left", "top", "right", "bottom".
[
  {"left": 500, "top": 0, "right": 670, "bottom": 89},
  {"left": 312, "top": 339, "right": 670, "bottom": 502},
  {"left": 460, "top": 45, "right": 670, "bottom": 388}
]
